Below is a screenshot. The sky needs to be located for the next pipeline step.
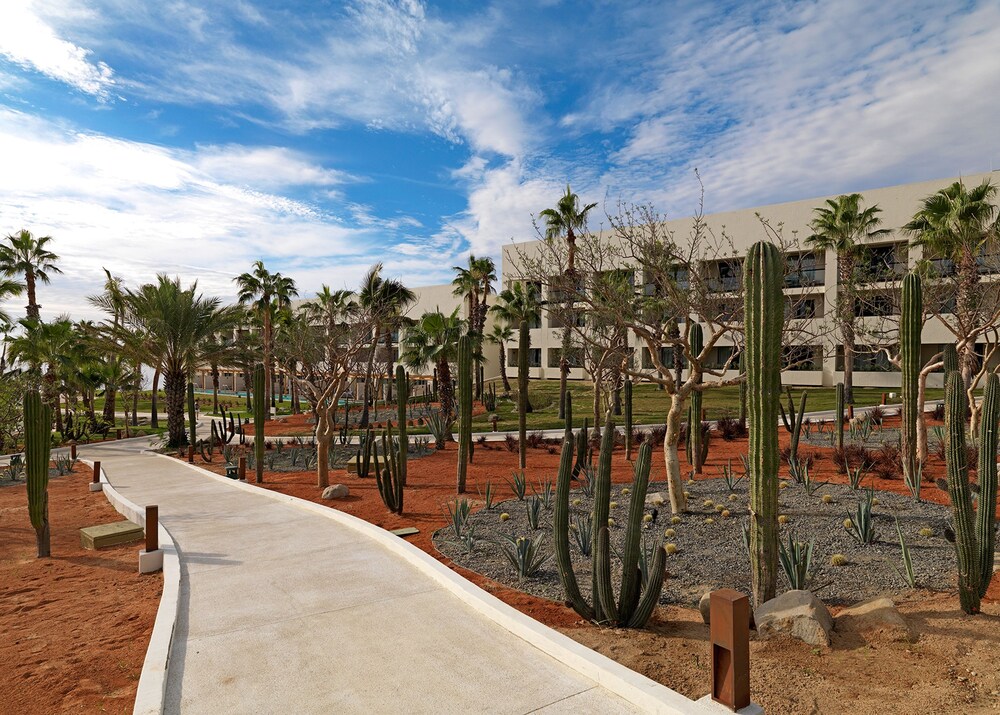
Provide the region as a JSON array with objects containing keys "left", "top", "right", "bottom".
[{"left": 0, "top": 0, "right": 998, "bottom": 322}]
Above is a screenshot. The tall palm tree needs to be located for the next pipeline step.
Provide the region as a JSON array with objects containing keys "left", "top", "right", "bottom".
[
  {"left": 486, "top": 323, "right": 514, "bottom": 395},
  {"left": 0, "top": 230, "right": 61, "bottom": 321},
  {"left": 7, "top": 317, "right": 75, "bottom": 433},
  {"left": 0, "top": 277, "right": 23, "bottom": 327},
  {"left": 235, "top": 261, "right": 297, "bottom": 421},
  {"left": 904, "top": 179, "right": 1000, "bottom": 386},
  {"left": 400, "top": 308, "right": 464, "bottom": 420},
  {"left": 491, "top": 281, "right": 541, "bottom": 404},
  {"left": 540, "top": 186, "right": 597, "bottom": 417},
  {"left": 125, "top": 275, "right": 238, "bottom": 447},
  {"left": 806, "top": 194, "right": 888, "bottom": 404},
  {"left": 88, "top": 269, "right": 128, "bottom": 423}
]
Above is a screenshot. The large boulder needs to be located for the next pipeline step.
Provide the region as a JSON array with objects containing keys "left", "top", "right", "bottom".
[
  {"left": 321, "top": 484, "right": 350, "bottom": 499},
  {"left": 835, "top": 597, "right": 913, "bottom": 643},
  {"left": 754, "top": 590, "right": 832, "bottom": 646}
]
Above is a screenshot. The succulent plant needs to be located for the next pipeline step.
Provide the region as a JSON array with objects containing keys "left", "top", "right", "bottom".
[
  {"left": 24, "top": 390, "right": 52, "bottom": 557},
  {"left": 900, "top": 272, "right": 922, "bottom": 497}
]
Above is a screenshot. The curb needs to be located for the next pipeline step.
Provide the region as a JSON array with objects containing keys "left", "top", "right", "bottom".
[
  {"left": 83, "top": 457, "right": 180, "bottom": 715},
  {"left": 145, "top": 452, "right": 709, "bottom": 714}
]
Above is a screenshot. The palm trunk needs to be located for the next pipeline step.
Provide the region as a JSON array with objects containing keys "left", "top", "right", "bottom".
[
  {"left": 25, "top": 270, "right": 39, "bottom": 321},
  {"left": 499, "top": 341, "right": 511, "bottom": 394},
  {"left": 211, "top": 365, "right": 220, "bottom": 414},
  {"left": 150, "top": 368, "right": 160, "bottom": 428},
  {"left": 839, "top": 257, "right": 856, "bottom": 405},
  {"left": 103, "top": 387, "right": 116, "bottom": 424},
  {"left": 263, "top": 311, "right": 272, "bottom": 421},
  {"left": 438, "top": 358, "right": 454, "bottom": 421},
  {"left": 164, "top": 369, "right": 187, "bottom": 447},
  {"left": 385, "top": 331, "right": 395, "bottom": 403},
  {"left": 361, "top": 329, "right": 379, "bottom": 427}
]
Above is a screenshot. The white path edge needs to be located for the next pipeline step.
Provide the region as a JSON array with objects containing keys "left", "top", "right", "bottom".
[
  {"left": 122, "top": 450, "right": 710, "bottom": 714},
  {"left": 81, "top": 457, "right": 181, "bottom": 715}
]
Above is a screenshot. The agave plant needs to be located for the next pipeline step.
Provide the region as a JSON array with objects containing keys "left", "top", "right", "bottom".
[{"left": 499, "top": 534, "right": 549, "bottom": 578}]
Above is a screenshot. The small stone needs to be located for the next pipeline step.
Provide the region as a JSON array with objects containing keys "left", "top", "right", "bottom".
[
  {"left": 755, "top": 590, "right": 833, "bottom": 647},
  {"left": 699, "top": 592, "right": 712, "bottom": 624},
  {"left": 645, "top": 491, "right": 668, "bottom": 506},
  {"left": 835, "top": 597, "right": 914, "bottom": 643},
  {"left": 321, "top": 484, "right": 349, "bottom": 499}
]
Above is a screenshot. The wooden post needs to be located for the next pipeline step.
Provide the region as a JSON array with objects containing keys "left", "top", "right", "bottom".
[
  {"left": 238, "top": 456, "right": 246, "bottom": 481},
  {"left": 92, "top": 460, "right": 101, "bottom": 484},
  {"left": 847, "top": 404, "right": 855, "bottom": 420},
  {"left": 70, "top": 443, "right": 77, "bottom": 460},
  {"left": 187, "top": 445, "right": 195, "bottom": 463},
  {"left": 881, "top": 392, "right": 887, "bottom": 405},
  {"left": 710, "top": 589, "right": 751, "bottom": 712},
  {"left": 145, "top": 505, "right": 159, "bottom": 553},
  {"left": 116, "top": 428, "right": 123, "bottom": 440}
]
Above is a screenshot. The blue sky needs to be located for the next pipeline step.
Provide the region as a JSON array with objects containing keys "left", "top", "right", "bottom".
[{"left": 1, "top": 0, "right": 998, "bottom": 320}]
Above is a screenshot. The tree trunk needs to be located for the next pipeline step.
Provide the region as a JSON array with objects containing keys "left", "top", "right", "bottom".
[
  {"left": 35, "top": 518, "right": 50, "bottom": 558},
  {"left": 559, "top": 358, "right": 569, "bottom": 419},
  {"left": 316, "top": 405, "right": 332, "bottom": 488},
  {"left": 243, "top": 371, "right": 251, "bottom": 410},
  {"left": 25, "top": 270, "right": 38, "bottom": 321},
  {"left": 151, "top": 368, "right": 160, "bottom": 428},
  {"left": 263, "top": 311, "right": 272, "bottom": 421},
  {"left": 663, "top": 393, "right": 689, "bottom": 514},
  {"left": 957, "top": 252, "right": 979, "bottom": 390},
  {"left": 839, "top": 257, "right": 856, "bottom": 405},
  {"left": 499, "top": 341, "right": 511, "bottom": 395},
  {"left": 164, "top": 369, "right": 187, "bottom": 447},
  {"left": 211, "top": 365, "right": 220, "bottom": 414},
  {"left": 361, "top": 329, "right": 379, "bottom": 427},
  {"left": 103, "top": 386, "right": 116, "bottom": 424},
  {"left": 438, "top": 358, "right": 454, "bottom": 421}
]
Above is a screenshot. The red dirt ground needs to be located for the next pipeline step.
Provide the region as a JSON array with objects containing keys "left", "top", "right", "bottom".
[{"left": 0, "top": 465, "right": 162, "bottom": 714}]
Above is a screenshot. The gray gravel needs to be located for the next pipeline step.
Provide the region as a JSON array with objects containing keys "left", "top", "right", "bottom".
[{"left": 433, "top": 477, "right": 959, "bottom": 607}]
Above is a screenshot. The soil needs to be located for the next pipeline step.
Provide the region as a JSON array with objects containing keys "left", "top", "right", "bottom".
[
  {"left": 0, "top": 465, "right": 162, "bottom": 714},
  {"left": 182, "top": 413, "right": 1000, "bottom": 715}
]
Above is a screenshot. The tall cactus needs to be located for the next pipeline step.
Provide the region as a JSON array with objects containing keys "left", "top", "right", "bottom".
[
  {"left": 518, "top": 320, "right": 528, "bottom": 470},
  {"left": 375, "top": 423, "right": 404, "bottom": 514},
  {"left": 977, "top": 373, "right": 1000, "bottom": 598},
  {"left": 944, "top": 370, "right": 980, "bottom": 614},
  {"left": 943, "top": 343, "right": 959, "bottom": 374},
  {"left": 553, "top": 402, "right": 666, "bottom": 627},
  {"left": 900, "top": 272, "right": 922, "bottom": 498},
  {"left": 24, "top": 390, "right": 52, "bottom": 558},
  {"left": 689, "top": 323, "right": 704, "bottom": 474},
  {"left": 835, "top": 382, "right": 845, "bottom": 456},
  {"left": 624, "top": 379, "right": 634, "bottom": 461},
  {"left": 779, "top": 388, "right": 807, "bottom": 464},
  {"left": 253, "top": 363, "right": 265, "bottom": 484},
  {"left": 396, "top": 365, "right": 409, "bottom": 487},
  {"left": 457, "top": 335, "right": 472, "bottom": 493},
  {"left": 187, "top": 380, "right": 197, "bottom": 445},
  {"left": 743, "top": 241, "right": 782, "bottom": 607}
]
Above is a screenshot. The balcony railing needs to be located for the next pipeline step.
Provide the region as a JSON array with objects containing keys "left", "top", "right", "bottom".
[{"left": 784, "top": 268, "right": 825, "bottom": 288}]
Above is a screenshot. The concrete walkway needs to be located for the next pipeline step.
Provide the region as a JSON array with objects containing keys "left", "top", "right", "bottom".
[{"left": 83, "top": 438, "right": 700, "bottom": 714}]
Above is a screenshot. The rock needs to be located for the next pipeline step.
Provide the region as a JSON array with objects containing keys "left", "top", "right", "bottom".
[
  {"left": 321, "top": 484, "right": 350, "bottom": 499},
  {"left": 645, "top": 491, "right": 668, "bottom": 507},
  {"left": 835, "top": 597, "right": 914, "bottom": 642},
  {"left": 699, "top": 592, "right": 712, "bottom": 624},
  {"left": 755, "top": 590, "right": 832, "bottom": 646}
]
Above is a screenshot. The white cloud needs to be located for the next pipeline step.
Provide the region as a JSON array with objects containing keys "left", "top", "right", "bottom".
[
  {"left": 0, "top": 0, "right": 114, "bottom": 98},
  {"left": 191, "top": 145, "right": 358, "bottom": 191}
]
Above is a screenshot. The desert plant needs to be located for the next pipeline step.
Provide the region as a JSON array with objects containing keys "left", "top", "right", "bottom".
[
  {"left": 499, "top": 534, "right": 549, "bottom": 578},
  {"left": 253, "top": 363, "right": 265, "bottom": 484},
  {"left": 717, "top": 415, "right": 747, "bottom": 441},
  {"left": 5, "top": 454, "right": 25, "bottom": 481},
  {"left": 479, "top": 480, "right": 496, "bottom": 510},
  {"left": 526, "top": 495, "right": 542, "bottom": 530},
  {"left": 535, "top": 477, "right": 554, "bottom": 511},
  {"left": 778, "top": 534, "right": 814, "bottom": 590},
  {"left": 893, "top": 517, "right": 917, "bottom": 588},
  {"left": 24, "top": 390, "right": 52, "bottom": 557},
  {"left": 456, "top": 335, "right": 472, "bottom": 493},
  {"left": 779, "top": 387, "right": 808, "bottom": 464},
  {"left": 427, "top": 409, "right": 452, "bottom": 449},
  {"left": 517, "top": 319, "right": 528, "bottom": 470},
  {"left": 396, "top": 365, "right": 409, "bottom": 487},
  {"left": 571, "top": 513, "right": 593, "bottom": 556},
  {"left": 849, "top": 466, "right": 865, "bottom": 490},
  {"left": 977, "top": 373, "right": 1000, "bottom": 598},
  {"left": 687, "top": 323, "right": 705, "bottom": 474},
  {"left": 553, "top": 394, "right": 665, "bottom": 627},
  {"left": 375, "top": 424, "right": 404, "bottom": 514},
  {"left": 624, "top": 379, "right": 634, "bottom": 460},
  {"left": 506, "top": 470, "right": 527, "bottom": 500},
  {"left": 846, "top": 489, "right": 877, "bottom": 545},
  {"left": 446, "top": 498, "right": 471, "bottom": 538},
  {"left": 744, "top": 240, "right": 782, "bottom": 606},
  {"left": 53, "top": 452, "right": 76, "bottom": 476}
]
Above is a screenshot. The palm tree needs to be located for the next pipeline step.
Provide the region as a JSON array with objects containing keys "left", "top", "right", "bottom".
[
  {"left": 806, "top": 194, "right": 888, "bottom": 404},
  {"left": 125, "top": 275, "right": 238, "bottom": 447},
  {"left": 235, "top": 261, "right": 297, "bottom": 421},
  {"left": 0, "top": 230, "right": 61, "bottom": 321},
  {"left": 904, "top": 180, "right": 1000, "bottom": 386},
  {"left": 88, "top": 269, "right": 128, "bottom": 424},
  {"left": 7, "top": 318, "right": 75, "bottom": 433},
  {"left": 0, "top": 277, "right": 23, "bottom": 327},
  {"left": 486, "top": 323, "right": 514, "bottom": 395},
  {"left": 400, "top": 308, "right": 465, "bottom": 420},
  {"left": 491, "top": 281, "right": 541, "bottom": 403}
]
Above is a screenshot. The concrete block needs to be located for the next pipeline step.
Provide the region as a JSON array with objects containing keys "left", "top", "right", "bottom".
[
  {"left": 139, "top": 548, "right": 163, "bottom": 574},
  {"left": 80, "top": 520, "right": 143, "bottom": 549},
  {"left": 89, "top": 482, "right": 103, "bottom": 492},
  {"left": 697, "top": 694, "right": 764, "bottom": 715}
]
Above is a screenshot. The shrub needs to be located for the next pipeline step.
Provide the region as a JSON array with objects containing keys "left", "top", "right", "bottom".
[
  {"left": 717, "top": 416, "right": 747, "bottom": 441},
  {"left": 931, "top": 402, "right": 945, "bottom": 421},
  {"left": 647, "top": 425, "right": 667, "bottom": 446},
  {"left": 833, "top": 444, "right": 874, "bottom": 472},
  {"left": 868, "top": 405, "right": 886, "bottom": 425},
  {"left": 872, "top": 443, "right": 902, "bottom": 480}
]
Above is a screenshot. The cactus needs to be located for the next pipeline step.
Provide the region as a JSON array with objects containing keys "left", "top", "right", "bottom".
[
  {"left": 943, "top": 343, "right": 958, "bottom": 374},
  {"left": 779, "top": 388, "right": 808, "bottom": 464},
  {"left": 24, "top": 390, "right": 52, "bottom": 557},
  {"left": 187, "top": 380, "right": 197, "bottom": 446},
  {"left": 624, "top": 379, "right": 634, "bottom": 461},
  {"left": 944, "top": 370, "right": 981, "bottom": 613},
  {"left": 518, "top": 320, "right": 528, "bottom": 470},
  {"left": 457, "top": 335, "right": 472, "bottom": 493},
  {"left": 743, "top": 240, "right": 782, "bottom": 607},
  {"left": 357, "top": 427, "right": 376, "bottom": 478},
  {"left": 395, "top": 365, "right": 409, "bottom": 487},
  {"left": 835, "top": 382, "right": 845, "bottom": 456},
  {"left": 739, "top": 369, "right": 747, "bottom": 427},
  {"left": 573, "top": 418, "right": 589, "bottom": 478},
  {"left": 688, "top": 323, "right": 704, "bottom": 474},
  {"left": 900, "top": 272, "right": 922, "bottom": 498},
  {"left": 977, "top": 373, "right": 1000, "bottom": 598},
  {"left": 375, "top": 423, "right": 404, "bottom": 514},
  {"left": 253, "top": 363, "right": 265, "bottom": 484},
  {"left": 553, "top": 401, "right": 666, "bottom": 627}
]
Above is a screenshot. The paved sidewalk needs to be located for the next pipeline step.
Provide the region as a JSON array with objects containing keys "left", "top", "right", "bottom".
[{"left": 82, "top": 439, "right": 659, "bottom": 714}]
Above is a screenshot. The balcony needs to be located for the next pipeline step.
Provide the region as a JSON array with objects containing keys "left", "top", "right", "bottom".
[{"left": 784, "top": 268, "right": 825, "bottom": 288}]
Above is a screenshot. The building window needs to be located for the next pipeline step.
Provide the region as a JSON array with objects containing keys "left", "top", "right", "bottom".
[
  {"left": 641, "top": 346, "right": 682, "bottom": 370},
  {"left": 785, "top": 252, "right": 825, "bottom": 287},
  {"left": 787, "top": 297, "right": 819, "bottom": 319},
  {"left": 859, "top": 243, "right": 906, "bottom": 282},
  {"left": 782, "top": 345, "right": 820, "bottom": 371},
  {"left": 548, "top": 348, "right": 582, "bottom": 368},
  {"left": 835, "top": 346, "right": 896, "bottom": 372},
  {"left": 510, "top": 348, "right": 542, "bottom": 368}
]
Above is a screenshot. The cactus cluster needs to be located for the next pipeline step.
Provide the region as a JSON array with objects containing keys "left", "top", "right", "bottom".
[
  {"left": 253, "top": 363, "right": 265, "bottom": 484},
  {"left": 517, "top": 320, "right": 529, "bottom": 470},
  {"left": 553, "top": 394, "right": 666, "bottom": 627},
  {"left": 573, "top": 418, "right": 592, "bottom": 478},
  {"left": 375, "top": 422, "right": 404, "bottom": 514},
  {"left": 900, "top": 272, "right": 922, "bottom": 498},
  {"left": 779, "top": 387, "right": 808, "bottom": 464},
  {"left": 187, "top": 381, "right": 197, "bottom": 445},
  {"left": 624, "top": 379, "right": 634, "bottom": 461},
  {"left": 357, "top": 428, "right": 376, "bottom": 478},
  {"left": 835, "top": 382, "right": 845, "bottom": 456},
  {"left": 943, "top": 370, "right": 999, "bottom": 614},
  {"left": 25, "top": 390, "right": 52, "bottom": 558},
  {"left": 457, "top": 335, "right": 472, "bottom": 493},
  {"left": 687, "top": 323, "right": 705, "bottom": 474},
  {"left": 743, "top": 241, "right": 782, "bottom": 607},
  {"left": 211, "top": 406, "right": 242, "bottom": 446},
  {"left": 396, "top": 365, "right": 409, "bottom": 488}
]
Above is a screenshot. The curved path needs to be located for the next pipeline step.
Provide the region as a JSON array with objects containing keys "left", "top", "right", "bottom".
[{"left": 82, "top": 438, "right": 705, "bottom": 715}]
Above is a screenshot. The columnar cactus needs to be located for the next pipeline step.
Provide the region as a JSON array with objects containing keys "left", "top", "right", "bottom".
[
  {"left": 624, "top": 379, "right": 634, "bottom": 461},
  {"left": 944, "top": 370, "right": 981, "bottom": 614},
  {"left": 977, "top": 373, "right": 1000, "bottom": 598},
  {"left": 780, "top": 388, "right": 807, "bottom": 464},
  {"left": 553, "top": 400, "right": 666, "bottom": 627},
  {"left": 457, "top": 335, "right": 472, "bottom": 493},
  {"left": 835, "top": 382, "right": 845, "bottom": 455},
  {"left": 743, "top": 240, "right": 782, "bottom": 607},
  {"left": 688, "top": 322, "right": 704, "bottom": 474},
  {"left": 253, "top": 363, "right": 265, "bottom": 484},
  {"left": 943, "top": 343, "right": 959, "bottom": 374},
  {"left": 24, "top": 390, "right": 52, "bottom": 558},
  {"left": 375, "top": 423, "right": 404, "bottom": 514},
  {"left": 396, "top": 365, "right": 409, "bottom": 487},
  {"left": 187, "top": 381, "right": 197, "bottom": 445},
  {"left": 518, "top": 320, "right": 528, "bottom": 470},
  {"left": 900, "top": 272, "right": 922, "bottom": 498}
]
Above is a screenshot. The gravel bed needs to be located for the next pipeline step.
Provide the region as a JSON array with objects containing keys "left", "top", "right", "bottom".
[{"left": 434, "top": 477, "right": 958, "bottom": 607}]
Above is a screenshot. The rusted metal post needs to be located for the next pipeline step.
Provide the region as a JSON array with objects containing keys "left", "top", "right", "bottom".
[
  {"left": 92, "top": 460, "right": 101, "bottom": 483},
  {"left": 116, "top": 428, "right": 123, "bottom": 440},
  {"left": 238, "top": 456, "right": 246, "bottom": 480},
  {"left": 847, "top": 404, "right": 855, "bottom": 420},
  {"left": 187, "top": 445, "right": 195, "bottom": 463},
  {"left": 881, "top": 392, "right": 887, "bottom": 405},
  {"left": 70, "top": 443, "right": 77, "bottom": 460},
  {"left": 145, "top": 505, "right": 159, "bottom": 553},
  {"left": 710, "top": 589, "right": 751, "bottom": 712}
]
